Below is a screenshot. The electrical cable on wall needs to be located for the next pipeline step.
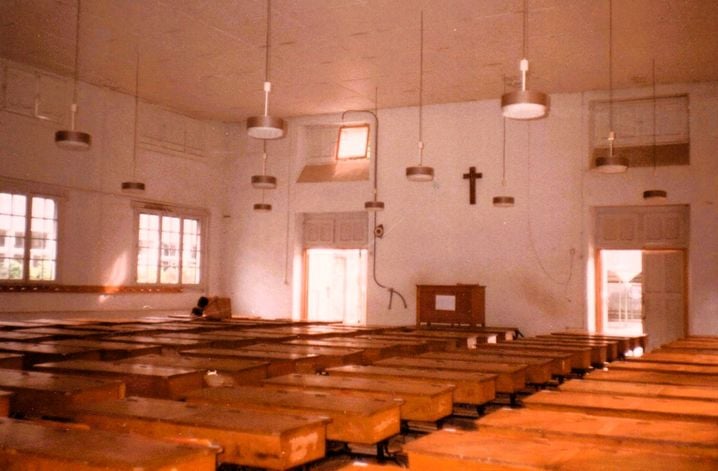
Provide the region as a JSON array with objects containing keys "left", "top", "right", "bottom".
[
  {"left": 341, "top": 106, "right": 407, "bottom": 310},
  {"left": 526, "top": 122, "right": 576, "bottom": 291}
]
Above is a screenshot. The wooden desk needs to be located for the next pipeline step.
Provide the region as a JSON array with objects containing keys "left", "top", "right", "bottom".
[
  {"left": 0, "top": 417, "right": 216, "bottom": 470},
  {"left": 0, "top": 353, "right": 23, "bottom": 369},
  {"left": 550, "top": 332, "right": 632, "bottom": 355},
  {"left": 14, "top": 327, "right": 106, "bottom": 339},
  {"left": 416, "top": 284, "right": 485, "bottom": 327},
  {"left": 263, "top": 373, "right": 454, "bottom": 422},
  {"left": 609, "top": 360, "right": 718, "bottom": 376},
  {"left": 513, "top": 339, "right": 604, "bottom": 366},
  {"left": 584, "top": 369, "right": 718, "bottom": 388},
  {"left": 523, "top": 390, "right": 718, "bottom": 423},
  {"left": 404, "top": 428, "right": 718, "bottom": 471},
  {"left": 421, "top": 351, "right": 552, "bottom": 385},
  {"left": 375, "top": 356, "right": 526, "bottom": 396},
  {"left": 185, "top": 385, "right": 401, "bottom": 445},
  {"left": 326, "top": 364, "right": 496, "bottom": 408},
  {"left": 0, "top": 368, "right": 124, "bottom": 417},
  {"left": 238, "top": 343, "right": 365, "bottom": 369},
  {"left": 102, "top": 335, "right": 216, "bottom": 351},
  {"left": 0, "top": 391, "right": 10, "bottom": 416},
  {"left": 636, "top": 351, "right": 718, "bottom": 366},
  {"left": 465, "top": 345, "right": 572, "bottom": 376},
  {"left": 40, "top": 339, "right": 162, "bottom": 361},
  {"left": 181, "top": 348, "right": 322, "bottom": 376},
  {"left": 478, "top": 408, "right": 718, "bottom": 459},
  {"left": 559, "top": 379, "right": 718, "bottom": 402},
  {"left": 69, "top": 397, "right": 327, "bottom": 470},
  {"left": 535, "top": 335, "right": 619, "bottom": 361},
  {"left": 475, "top": 342, "right": 591, "bottom": 370},
  {"left": 117, "top": 354, "right": 269, "bottom": 387},
  {"left": 0, "top": 342, "right": 101, "bottom": 368},
  {"left": 284, "top": 338, "right": 417, "bottom": 363},
  {"left": 33, "top": 360, "right": 204, "bottom": 399}
]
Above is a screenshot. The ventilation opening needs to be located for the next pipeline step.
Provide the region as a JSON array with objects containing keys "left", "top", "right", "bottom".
[
  {"left": 297, "top": 124, "right": 370, "bottom": 183},
  {"left": 590, "top": 95, "right": 689, "bottom": 168}
]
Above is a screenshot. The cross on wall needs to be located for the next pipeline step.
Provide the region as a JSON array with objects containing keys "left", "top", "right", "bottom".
[{"left": 462, "top": 167, "right": 483, "bottom": 204}]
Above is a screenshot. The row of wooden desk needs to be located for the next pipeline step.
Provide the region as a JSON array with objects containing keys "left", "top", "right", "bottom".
[
  {"left": 404, "top": 335, "right": 718, "bottom": 470},
  {"left": 0, "top": 317, "right": 652, "bottom": 469}
]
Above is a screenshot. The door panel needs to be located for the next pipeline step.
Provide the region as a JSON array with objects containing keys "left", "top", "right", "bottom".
[{"left": 642, "top": 251, "right": 685, "bottom": 351}]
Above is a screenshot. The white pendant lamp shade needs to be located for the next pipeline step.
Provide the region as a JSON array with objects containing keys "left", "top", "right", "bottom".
[
  {"left": 121, "top": 181, "right": 146, "bottom": 194},
  {"left": 594, "top": 132, "right": 628, "bottom": 173},
  {"left": 56, "top": 0, "right": 91, "bottom": 151},
  {"left": 251, "top": 174, "right": 277, "bottom": 189},
  {"left": 253, "top": 202, "right": 272, "bottom": 212},
  {"left": 364, "top": 199, "right": 385, "bottom": 212},
  {"left": 246, "top": 82, "right": 285, "bottom": 139},
  {"left": 247, "top": 0, "right": 285, "bottom": 140},
  {"left": 252, "top": 141, "right": 277, "bottom": 189},
  {"left": 406, "top": 165, "right": 434, "bottom": 182},
  {"left": 501, "top": 81, "right": 549, "bottom": 120},
  {"left": 493, "top": 196, "right": 515, "bottom": 207},
  {"left": 501, "top": 0, "right": 548, "bottom": 120},
  {"left": 55, "top": 127, "right": 91, "bottom": 150},
  {"left": 594, "top": 156, "right": 629, "bottom": 173},
  {"left": 643, "top": 189, "right": 667, "bottom": 201}
]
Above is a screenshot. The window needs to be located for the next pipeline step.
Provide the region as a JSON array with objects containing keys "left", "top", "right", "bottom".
[
  {"left": 136, "top": 209, "right": 203, "bottom": 285},
  {"left": 336, "top": 125, "right": 370, "bottom": 160},
  {"left": 0, "top": 192, "right": 58, "bottom": 281}
]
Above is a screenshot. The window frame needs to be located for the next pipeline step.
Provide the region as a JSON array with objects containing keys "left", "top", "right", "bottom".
[
  {"left": 132, "top": 203, "right": 207, "bottom": 288},
  {"left": 335, "top": 124, "right": 370, "bottom": 161},
  {"left": 0, "top": 188, "right": 61, "bottom": 284}
]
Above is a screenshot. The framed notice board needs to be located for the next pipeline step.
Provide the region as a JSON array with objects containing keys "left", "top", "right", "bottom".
[{"left": 416, "top": 284, "right": 485, "bottom": 327}]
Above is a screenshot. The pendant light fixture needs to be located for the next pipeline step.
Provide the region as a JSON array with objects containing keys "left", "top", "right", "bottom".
[
  {"left": 251, "top": 140, "right": 277, "bottom": 189},
  {"left": 493, "top": 117, "right": 515, "bottom": 207},
  {"left": 246, "top": 0, "right": 285, "bottom": 139},
  {"left": 501, "top": 0, "right": 548, "bottom": 120},
  {"left": 121, "top": 52, "right": 146, "bottom": 194},
  {"left": 55, "top": 0, "right": 91, "bottom": 150},
  {"left": 406, "top": 11, "right": 434, "bottom": 182},
  {"left": 253, "top": 193, "right": 272, "bottom": 212},
  {"left": 643, "top": 59, "right": 667, "bottom": 202},
  {"left": 594, "top": 0, "right": 628, "bottom": 173},
  {"left": 343, "top": 91, "right": 385, "bottom": 212}
]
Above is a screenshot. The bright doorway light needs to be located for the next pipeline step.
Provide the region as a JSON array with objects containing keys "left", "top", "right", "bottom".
[
  {"left": 599, "top": 250, "right": 643, "bottom": 336},
  {"left": 305, "top": 248, "right": 367, "bottom": 324}
]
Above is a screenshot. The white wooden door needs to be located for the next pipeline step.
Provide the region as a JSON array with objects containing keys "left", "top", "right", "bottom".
[{"left": 642, "top": 250, "right": 685, "bottom": 351}]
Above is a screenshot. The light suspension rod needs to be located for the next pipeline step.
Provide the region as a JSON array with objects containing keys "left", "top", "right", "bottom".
[
  {"left": 406, "top": 10, "right": 434, "bottom": 181},
  {"left": 247, "top": 0, "right": 285, "bottom": 139},
  {"left": 122, "top": 51, "right": 145, "bottom": 193},
  {"left": 55, "top": 0, "right": 91, "bottom": 150}
]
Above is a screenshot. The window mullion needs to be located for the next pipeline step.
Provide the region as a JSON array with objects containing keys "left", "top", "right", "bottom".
[
  {"left": 23, "top": 195, "right": 32, "bottom": 281},
  {"left": 178, "top": 218, "right": 185, "bottom": 285},
  {"left": 156, "top": 214, "right": 163, "bottom": 284}
]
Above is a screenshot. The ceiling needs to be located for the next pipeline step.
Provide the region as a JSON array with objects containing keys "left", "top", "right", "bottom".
[{"left": 2, "top": 0, "right": 717, "bottom": 122}]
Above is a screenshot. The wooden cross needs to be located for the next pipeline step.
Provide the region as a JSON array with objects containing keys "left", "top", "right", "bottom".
[{"left": 462, "top": 166, "right": 483, "bottom": 205}]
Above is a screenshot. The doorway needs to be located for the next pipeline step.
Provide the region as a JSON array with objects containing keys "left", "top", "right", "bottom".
[
  {"left": 598, "top": 249, "right": 686, "bottom": 352},
  {"left": 304, "top": 248, "right": 367, "bottom": 324}
]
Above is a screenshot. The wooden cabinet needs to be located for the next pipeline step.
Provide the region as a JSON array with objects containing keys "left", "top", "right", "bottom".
[{"left": 416, "top": 284, "right": 485, "bottom": 327}]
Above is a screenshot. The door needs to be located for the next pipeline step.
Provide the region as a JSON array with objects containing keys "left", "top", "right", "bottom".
[
  {"left": 304, "top": 248, "right": 367, "bottom": 324},
  {"left": 642, "top": 250, "right": 686, "bottom": 352}
]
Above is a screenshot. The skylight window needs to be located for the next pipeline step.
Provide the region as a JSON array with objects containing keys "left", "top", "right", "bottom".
[{"left": 336, "top": 125, "right": 369, "bottom": 160}]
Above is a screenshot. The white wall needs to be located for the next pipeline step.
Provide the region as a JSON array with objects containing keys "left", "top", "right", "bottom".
[
  {"left": 0, "top": 60, "right": 232, "bottom": 318},
  {"left": 225, "top": 82, "right": 718, "bottom": 335},
  {"left": 2, "top": 56, "right": 715, "bottom": 334}
]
